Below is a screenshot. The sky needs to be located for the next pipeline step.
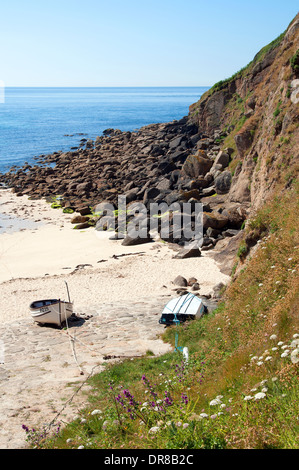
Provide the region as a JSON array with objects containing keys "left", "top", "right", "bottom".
[{"left": 0, "top": 0, "right": 298, "bottom": 87}]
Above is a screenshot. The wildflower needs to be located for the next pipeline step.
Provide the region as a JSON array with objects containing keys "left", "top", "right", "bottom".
[
  {"left": 291, "top": 348, "right": 299, "bottom": 364},
  {"left": 244, "top": 395, "right": 253, "bottom": 401},
  {"left": 254, "top": 392, "right": 266, "bottom": 400},
  {"left": 209, "top": 398, "right": 222, "bottom": 406},
  {"left": 277, "top": 341, "right": 284, "bottom": 346},
  {"left": 270, "top": 334, "right": 277, "bottom": 340},
  {"left": 261, "top": 387, "right": 268, "bottom": 393},
  {"left": 78, "top": 445, "right": 85, "bottom": 449},
  {"left": 271, "top": 377, "right": 278, "bottom": 382},
  {"left": 210, "top": 414, "right": 217, "bottom": 419},
  {"left": 265, "top": 356, "right": 272, "bottom": 361},
  {"left": 91, "top": 409, "right": 102, "bottom": 416},
  {"left": 257, "top": 361, "right": 264, "bottom": 366},
  {"left": 149, "top": 426, "right": 160, "bottom": 434},
  {"left": 182, "top": 423, "right": 189, "bottom": 429},
  {"left": 293, "top": 334, "right": 299, "bottom": 339},
  {"left": 272, "top": 347, "right": 278, "bottom": 351},
  {"left": 250, "top": 356, "right": 258, "bottom": 361},
  {"left": 199, "top": 413, "right": 209, "bottom": 419},
  {"left": 281, "top": 352, "right": 289, "bottom": 358}
]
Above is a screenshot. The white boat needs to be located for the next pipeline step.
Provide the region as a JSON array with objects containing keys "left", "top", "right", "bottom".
[
  {"left": 30, "top": 299, "right": 74, "bottom": 327},
  {"left": 159, "top": 293, "right": 206, "bottom": 326}
]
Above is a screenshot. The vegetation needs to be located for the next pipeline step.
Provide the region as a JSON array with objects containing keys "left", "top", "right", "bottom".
[{"left": 23, "top": 184, "right": 299, "bottom": 449}]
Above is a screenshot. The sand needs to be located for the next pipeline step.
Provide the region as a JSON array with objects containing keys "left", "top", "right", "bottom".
[{"left": 0, "top": 188, "right": 230, "bottom": 323}]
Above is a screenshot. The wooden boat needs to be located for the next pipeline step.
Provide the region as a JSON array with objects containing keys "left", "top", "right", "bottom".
[
  {"left": 30, "top": 281, "right": 73, "bottom": 327},
  {"left": 30, "top": 299, "right": 73, "bottom": 326},
  {"left": 159, "top": 293, "right": 206, "bottom": 326}
]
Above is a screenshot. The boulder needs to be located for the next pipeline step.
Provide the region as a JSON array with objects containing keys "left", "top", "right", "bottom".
[
  {"left": 214, "top": 171, "right": 232, "bottom": 194},
  {"left": 71, "top": 215, "right": 90, "bottom": 224},
  {"left": 173, "top": 247, "right": 201, "bottom": 259},
  {"left": 182, "top": 153, "right": 213, "bottom": 178},
  {"left": 214, "top": 151, "right": 230, "bottom": 168},
  {"left": 121, "top": 234, "right": 152, "bottom": 246},
  {"left": 203, "top": 212, "right": 229, "bottom": 230},
  {"left": 173, "top": 275, "right": 188, "bottom": 287}
]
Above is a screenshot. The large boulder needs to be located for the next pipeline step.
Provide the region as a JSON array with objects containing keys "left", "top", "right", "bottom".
[
  {"left": 182, "top": 152, "right": 213, "bottom": 178},
  {"left": 203, "top": 212, "right": 229, "bottom": 230},
  {"left": 214, "top": 171, "right": 232, "bottom": 194}
]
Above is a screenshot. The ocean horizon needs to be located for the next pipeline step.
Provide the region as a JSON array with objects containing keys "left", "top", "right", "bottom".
[{"left": 0, "top": 86, "right": 209, "bottom": 174}]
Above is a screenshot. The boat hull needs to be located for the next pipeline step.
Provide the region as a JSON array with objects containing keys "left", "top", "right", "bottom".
[
  {"left": 30, "top": 299, "right": 73, "bottom": 327},
  {"left": 159, "top": 293, "right": 205, "bottom": 326}
]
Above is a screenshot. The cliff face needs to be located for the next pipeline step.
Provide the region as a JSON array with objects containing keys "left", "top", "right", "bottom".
[{"left": 188, "top": 13, "right": 299, "bottom": 213}]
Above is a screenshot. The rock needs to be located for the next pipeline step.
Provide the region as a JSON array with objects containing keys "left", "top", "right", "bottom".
[
  {"left": 234, "top": 130, "right": 253, "bottom": 157},
  {"left": 203, "top": 212, "right": 229, "bottom": 230},
  {"left": 188, "top": 277, "right": 198, "bottom": 286},
  {"left": 182, "top": 152, "right": 213, "bottom": 178},
  {"left": 173, "top": 247, "right": 201, "bottom": 259},
  {"left": 212, "top": 282, "right": 226, "bottom": 299},
  {"left": 71, "top": 215, "right": 90, "bottom": 224},
  {"left": 121, "top": 235, "right": 152, "bottom": 246},
  {"left": 191, "top": 282, "right": 200, "bottom": 291},
  {"left": 173, "top": 275, "right": 188, "bottom": 287},
  {"left": 214, "top": 151, "right": 230, "bottom": 168},
  {"left": 214, "top": 171, "right": 232, "bottom": 194},
  {"left": 76, "top": 205, "right": 92, "bottom": 216},
  {"left": 143, "top": 187, "right": 161, "bottom": 205},
  {"left": 223, "top": 229, "right": 240, "bottom": 237},
  {"left": 73, "top": 222, "right": 91, "bottom": 230},
  {"left": 222, "top": 205, "right": 247, "bottom": 229}
]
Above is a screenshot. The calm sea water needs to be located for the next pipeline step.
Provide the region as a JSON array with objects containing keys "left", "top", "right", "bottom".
[{"left": 0, "top": 87, "right": 208, "bottom": 173}]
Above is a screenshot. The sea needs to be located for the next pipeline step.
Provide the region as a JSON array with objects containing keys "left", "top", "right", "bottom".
[{"left": 0, "top": 87, "right": 209, "bottom": 174}]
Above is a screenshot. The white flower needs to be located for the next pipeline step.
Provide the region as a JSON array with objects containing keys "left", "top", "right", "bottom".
[
  {"left": 199, "top": 413, "right": 209, "bottom": 419},
  {"left": 244, "top": 395, "right": 253, "bottom": 401},
  {"left": 293, "top": 334, "right": 299, "bottom": 339},
  {"left": 77, "top": 445, "right": 85, "bottom": 449},
  {"left": 277, "top": 341, "right": 284, "bottom": 346},
  {"left": 291, "top": 348, "right": 299, "bottom": 364},
  {"left": 176, "top": 421, "right": 182, "bottom": 427},
  {"left": 281, "top": 352, "right": 289, "bottom": 358},
  {"left": 149, "top": 426, "right": 160, "bottom": 434},
  {"left": 271, "top": 377, "right": 278, "bottom": 382},
  {"left": 272, "top": 347, "right": 278, "bottom": 351},
  {"left": 91, "top": 409, "right": 102, "bottom": 415},
  {"left": 290, "top": 339, "right": 299, "bottom": 348},
  {"left": 257, "top": 361, "right": 264, "bottom": 366},
  {"left": 210, "top": 414, "right": 217, "bottom": 419},
  {"left": 80, "top": 418, "right": 87, "bottom": 423},
  {"left": 281, "top": 345, "right": 289, "bottom": 350},
  {"left": 220, "top": 403, "right": 226, "bottom": 409},
  {"left": 251, "top": 356, "right": 258, "bottom": 361},
  {"left": 265, "top": 356, "right": 272, "bottom": 361},
  {"left": 254, "top": 392, "right": 266, "bottom": 400},
  {"left": 182, "top": 423, "right": 189, "bottom": 429},
  {"left": 209, "top": 398, "right": 222, "bottom": 406},
  {"left": 261, "top": 387, "right": 268, "bottom": 393},
  {"left": 270, "top": 334, "right": 277, "bottom": 340}
]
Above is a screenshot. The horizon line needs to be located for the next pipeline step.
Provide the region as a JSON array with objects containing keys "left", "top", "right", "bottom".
[{"left": 3, "top": 85, "right": 212, "bottom": 89}]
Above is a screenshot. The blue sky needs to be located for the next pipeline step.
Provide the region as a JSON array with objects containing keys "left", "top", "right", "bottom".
[{"left": 0, "top": 0, "right": 298, "bottom": 87}]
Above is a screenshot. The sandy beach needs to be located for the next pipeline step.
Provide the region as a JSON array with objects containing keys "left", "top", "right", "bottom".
[
  {"left": 0, "top": 188, "right": 230, "bottom": 323},
  {"left": 0, "top": 187, "right": 231, "bottom": 448}
]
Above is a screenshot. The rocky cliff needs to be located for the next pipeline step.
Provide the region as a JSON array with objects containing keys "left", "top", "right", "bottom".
[
  {"left": 188, "top": 13, "right": 299, "bottom": 213},
  {"left": 1, "top": 14, "right": 298, "bottom": 266}
]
